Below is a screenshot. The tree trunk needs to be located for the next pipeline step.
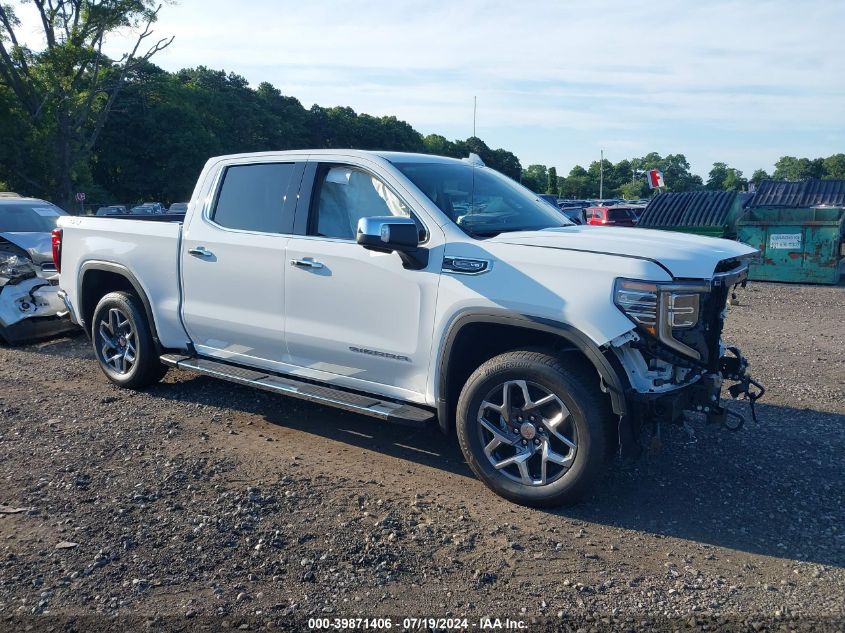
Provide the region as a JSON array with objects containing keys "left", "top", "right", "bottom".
[{"left": 55, "top": 106, "right": 74, "bottom": 212}]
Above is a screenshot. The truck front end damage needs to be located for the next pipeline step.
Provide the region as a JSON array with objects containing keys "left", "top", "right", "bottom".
[
  {"left": 608, "top": 256, "right": 765, "bottom": 442},
  {"left": 0, "top": 239, "right": 76, "bottom": 344}
]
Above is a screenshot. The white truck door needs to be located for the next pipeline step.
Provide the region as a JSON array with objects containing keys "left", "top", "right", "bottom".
[
  {"left": 180, "top": 161, "right": 304, "bottom": 371},
  {"left": 283, "top": 162, "right": 443, "bottom": 400}
]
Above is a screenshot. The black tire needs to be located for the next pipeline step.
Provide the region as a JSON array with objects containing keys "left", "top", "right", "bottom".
[
  {"left": 456, "top": 350, "right": 609, "bottom": 507},
  {"left": 91, "top": 291, "right": 167, "bottom": 389}
]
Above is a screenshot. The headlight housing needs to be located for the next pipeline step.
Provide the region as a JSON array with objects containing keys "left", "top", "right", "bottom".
[
  {"left": 0, "top": 251, "right": 37, "bottom": 287},
  {"left": 614, "top": 278, "right": 708, "bottom": 360}
]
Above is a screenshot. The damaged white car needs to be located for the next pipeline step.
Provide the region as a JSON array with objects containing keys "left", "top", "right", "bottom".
[{"left": 0, "top": 197, "right": 77, "bottom": 344}]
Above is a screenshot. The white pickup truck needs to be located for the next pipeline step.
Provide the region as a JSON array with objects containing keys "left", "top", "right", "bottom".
[{"left": 55, "top": 150, "right": 764, "bottom": 506}]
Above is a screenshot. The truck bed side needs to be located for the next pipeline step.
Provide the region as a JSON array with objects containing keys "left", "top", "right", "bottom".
[{"left": 57, "top": 216, "right": 189, "bottom": 348}]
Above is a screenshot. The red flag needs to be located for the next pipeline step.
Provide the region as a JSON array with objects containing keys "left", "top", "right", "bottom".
[{"left": 647, "top": 169, "right": 664, "bottom": 189}]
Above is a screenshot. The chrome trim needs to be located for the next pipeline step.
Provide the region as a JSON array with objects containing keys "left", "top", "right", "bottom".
[
  {"left": 290, "top": 258, "right": 324, "bottom": 269},
  {"left": 57, "top": 289, "right": 80, "bottom": 325},
  {"left": 657, "top": 292, "right": 701, "bottom": 360},
  {"left": 159, "top": 354, "right": 434, "bottom": 424},
  {"left": 711, "top": 261, "right": 749, "bottom": 288},
  {"left": 442, "top": 256, "right": 492, "bottom": 275},
  {"left": 188, "top": 246, "right": 213, "bottom": 257}
]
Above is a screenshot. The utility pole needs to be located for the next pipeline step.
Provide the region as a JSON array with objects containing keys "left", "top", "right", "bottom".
[
  {"left": 599, "top": 149, "right": 604, "bottom": 200},
  {"left": 473, "top": 96, "right": 477, "bottom": 138}
]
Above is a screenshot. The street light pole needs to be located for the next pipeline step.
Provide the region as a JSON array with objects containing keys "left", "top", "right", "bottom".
[{"left": 599, "top": 149, "right": 604, "bottom": 200}]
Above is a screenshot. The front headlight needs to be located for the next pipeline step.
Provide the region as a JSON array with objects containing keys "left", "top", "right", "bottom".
[
  {"left": 614, "top": 278, "right": 708, "bottom": 360},
  {"left": 0, "top": 252, "right": 37, "bottom": 287},
  {"left": 667, "top": 293, "right": 700, "bottom": 329},
  {"left": 613, "top": 279, "right": 659, "bottom": 336}
]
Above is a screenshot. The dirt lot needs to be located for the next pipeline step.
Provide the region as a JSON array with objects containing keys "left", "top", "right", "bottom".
[{"left": 0, "top": 281, "right": 843, "bottom": 632}]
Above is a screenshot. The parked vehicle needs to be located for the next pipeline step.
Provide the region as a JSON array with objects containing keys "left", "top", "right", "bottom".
[
  {"left": 628, "top": 204, "right": 647, "bottom": 221},
  {"left": 168, "top": 202, "right": 189, "bottom": 214},
  {"left": 559, "top": 206, "right": 586, "bottom": 225},
  {"left": 537, "top": 194, "right": 585, "bottom": 225},
  {"left": 56, "top": 150, "right": 763, "bottom": 506},
  {"left": 129, "top": 204, "right": 156, "bottom": 215},
  {"left": 0, "top": 198, "right": 77, "bottom": 343},
  {"left": 96, "top": 205, "right": 128, "bottom": 216},
  {"left": 586, "top": 205, "right": 638, "bottom": 227},
  {"left": 143, "top": 202, "right": 165, "bottom": 214}
]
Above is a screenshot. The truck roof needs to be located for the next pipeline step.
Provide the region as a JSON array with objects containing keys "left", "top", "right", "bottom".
[{"left": 207, "top": 149, "right": 468, "bottom": 166}]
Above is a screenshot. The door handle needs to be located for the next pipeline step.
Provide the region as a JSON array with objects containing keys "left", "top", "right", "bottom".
[
  {"left": 188, "top": 246, "right": 213, "bottom": 258},
  {"left": 290, "top": 258, "right": 324, "bottom": 269}
]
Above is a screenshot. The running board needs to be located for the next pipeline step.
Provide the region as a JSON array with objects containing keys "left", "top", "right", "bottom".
[{"left": 160, "top": 354, "right": 434, "bottom": 426}]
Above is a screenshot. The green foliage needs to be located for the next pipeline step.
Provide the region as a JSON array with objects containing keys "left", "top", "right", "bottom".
[
  {"left": 86, "top": 65, "right": 524, "bottom": 203},
  {"left": 0, "top": 0, "right": 174, "bottom": 207},
  {"left": 821, "top": 154, "right": 845, "bottom": 179},
  {"left": 1, "top": 0, "right": 841, "bottom": 208},
  {"left": 520, "top": 164, "right": 548, "bottom": 193},
  {"left": 707, "top": 162, "right": 747, "bottom": 192},
  {"left": 773, "top": 156, "right": 823, "bottom": 180},
  {"left": 619, "top": 181, "right": 645, "bottom": 200},
  {"left": 750, "top": 169, "right": 770, "bottom": 186},
  {"left": 546, "top": 167, "right": 558, "bottom": 195}
]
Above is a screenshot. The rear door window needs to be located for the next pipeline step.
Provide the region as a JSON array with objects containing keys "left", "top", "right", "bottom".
[
  {"left": 212, "top": 163, "right": 298, "bottom": 233},
  {"left": 608, "top": 208, "right": 632, "bottom": 221}
]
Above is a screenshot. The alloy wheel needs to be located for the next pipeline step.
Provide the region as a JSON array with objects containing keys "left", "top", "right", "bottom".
[
  {"left": 476, "top": 379, "right": 577, "bottom": 486},
  {"left": 97, "top": 308, "right": 137, "bottom": 375}
]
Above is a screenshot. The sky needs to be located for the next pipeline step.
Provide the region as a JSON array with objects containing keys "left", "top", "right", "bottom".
[{"left": 14, "top": 0, "right": 845, "bottom": 179}]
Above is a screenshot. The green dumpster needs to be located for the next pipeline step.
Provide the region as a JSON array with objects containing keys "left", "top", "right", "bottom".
[
  {"left": 736, "top": 207, "right": 845, "bottom": 284},
  {"left": 638, "top": 191, "right": 745, "bottom": 238}
]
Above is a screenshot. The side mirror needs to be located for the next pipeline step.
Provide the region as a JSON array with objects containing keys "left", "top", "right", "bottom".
[{"left": 356, "top": 216, "right": 427, "bottom": 270}]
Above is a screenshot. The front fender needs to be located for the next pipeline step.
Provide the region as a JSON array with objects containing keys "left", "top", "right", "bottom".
[{"left": 434, "top": 309, "right": 630, "bottom": 434}]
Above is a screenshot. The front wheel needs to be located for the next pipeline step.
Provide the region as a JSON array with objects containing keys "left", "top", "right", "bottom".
[
  {"left": 91, "top": 291, "right": 167, "bottom": 389},
  {"left": 456, "top": 351, "right": 609, "bottom": 507}
]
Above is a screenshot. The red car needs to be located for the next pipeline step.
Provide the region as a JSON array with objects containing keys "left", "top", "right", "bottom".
[{"left": 585, "top": 205, "right": 638, "bottom": 227}]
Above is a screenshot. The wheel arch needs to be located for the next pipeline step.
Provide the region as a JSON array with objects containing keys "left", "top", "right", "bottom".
[
  {"left": 78, "top": 261, "right": 162, "bottom": 352},
  {"left": 435, "top": 311, "right": 629, "bottom": 434}
]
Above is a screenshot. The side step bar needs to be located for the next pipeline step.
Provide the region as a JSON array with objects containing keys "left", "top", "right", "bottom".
[{"left": 160, "top": 354, "right": 434, "bottom": 427}]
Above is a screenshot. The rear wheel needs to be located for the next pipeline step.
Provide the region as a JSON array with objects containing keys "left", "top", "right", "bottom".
[
  {"left": 91, "top": 291, "right": 166, "bottom": 389},
  {"left": 456, "top": 350, "right": 609, "bottom": 507}
]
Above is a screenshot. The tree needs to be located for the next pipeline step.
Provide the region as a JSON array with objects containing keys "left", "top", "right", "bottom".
[
  {"left": 750, "top": 169, "right": 770, "bottom": 187},
  {"left": 546, "top": 166, "right": 558, "bottom": 195},
  {"left": 619, "top": 181, "right": 645, "bottom": 200},
  {"left": 422, "top": 134, "right": 458, "bottom": 157},
  {"left": 0, "top": 0, "right": 173, "bottom": 207},
  {"left": 521, "top": 164, "right": 548, "bottom": 193},
  {"left": 560, "top": 165, "right": 588, "bottom": 198},
  {"left": 822, "top": 154, "right": 845, "bottom": 179},
  {"left": 638, "top": 153, "right": 703, "bottom": 192},
  {"left": 773, "top": 156, "right": 824, "bottom": 180},
  {"left": 707, "top": 162, "right": 746, "bottom": 191}
]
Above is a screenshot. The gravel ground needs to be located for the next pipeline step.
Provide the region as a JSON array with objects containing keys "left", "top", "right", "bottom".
[{"left": 0, "top": 281, "right": 843, "bottom": 632}]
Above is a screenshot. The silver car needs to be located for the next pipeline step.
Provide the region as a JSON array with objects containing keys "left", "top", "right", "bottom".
[{"left": 0, "top": 198, "right": 78, "bottom": 344}]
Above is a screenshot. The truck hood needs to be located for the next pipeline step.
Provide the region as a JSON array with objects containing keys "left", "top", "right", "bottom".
[
  {"left": 0, "top": 232, "right": 53, "bottom": 265},
  {"left": 489, "top": 226, "right": 757, "bottom": 279}
]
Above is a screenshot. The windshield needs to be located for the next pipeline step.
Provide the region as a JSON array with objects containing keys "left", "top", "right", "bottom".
[
  {"left": 395, "top": 162, "right": 571, "bottom": 236},
  {"left": 0, "top": 202, "right": 67, "bottom": 232}
]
